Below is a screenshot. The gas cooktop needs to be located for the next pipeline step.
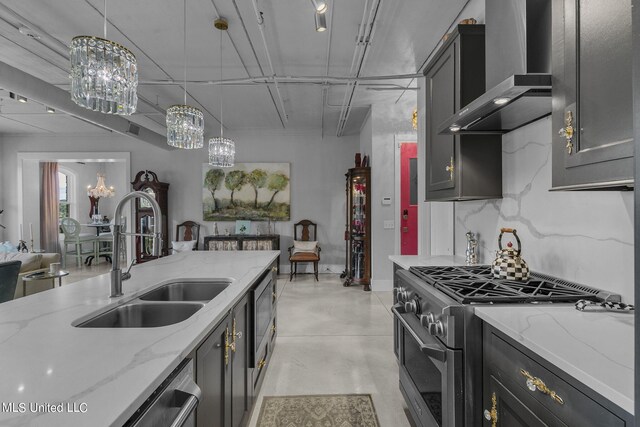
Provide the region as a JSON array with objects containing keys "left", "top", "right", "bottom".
[{"left": 408, "top": 265, "right": 616, "bottom": 304}]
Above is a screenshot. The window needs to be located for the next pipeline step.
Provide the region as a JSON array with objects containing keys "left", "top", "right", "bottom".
[{"left": 59, "top": 171, "right": 70, "bottom": 219}]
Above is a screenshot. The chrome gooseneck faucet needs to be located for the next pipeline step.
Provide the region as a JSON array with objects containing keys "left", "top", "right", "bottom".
[{"left": 110, "top": 191, "right": 163, "bottom": 298}]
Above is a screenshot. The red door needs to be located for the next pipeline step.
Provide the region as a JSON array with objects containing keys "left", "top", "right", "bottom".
[{"left": 400, "top": 143, "right": 418, "bottom": 255}]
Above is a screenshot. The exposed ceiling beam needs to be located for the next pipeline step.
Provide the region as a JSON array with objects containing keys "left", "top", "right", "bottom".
[{"left": 0, "top": 60, "right": 172, "bottom": 150}]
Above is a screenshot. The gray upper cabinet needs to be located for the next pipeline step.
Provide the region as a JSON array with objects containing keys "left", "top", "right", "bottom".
[
  {"left": 424, "top": 25, "right": 503, "bottom": 201},
  {"left": 551, "top": 0, "right": 634, "bottom": 190}
]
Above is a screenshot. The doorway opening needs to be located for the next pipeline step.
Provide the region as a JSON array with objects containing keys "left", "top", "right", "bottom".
[{"left": 398, "top": 142, "right": 418, "bottom": 255}]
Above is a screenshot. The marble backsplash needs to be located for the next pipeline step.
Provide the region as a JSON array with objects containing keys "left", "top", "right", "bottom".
[{"left": 454, "top": 117, "right": 634, "bottom": 301}]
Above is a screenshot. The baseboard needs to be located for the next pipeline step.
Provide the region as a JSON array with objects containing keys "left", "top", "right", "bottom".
[{"left": 371, "top": 279, "right": 393, "bottom": 291}]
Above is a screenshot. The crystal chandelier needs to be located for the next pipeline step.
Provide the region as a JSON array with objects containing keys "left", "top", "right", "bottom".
[
  {"left": 69, "top": 0, "right": 137, "bottom": 115},
  {"left": 87, "top": 174, "right": 115, "bottom": 199},
  {"left": 167, "top": 0, "right": 204, "bottom": 149},
  {"left": 209, "top": 18, "right": 236, "bottom": 167}
]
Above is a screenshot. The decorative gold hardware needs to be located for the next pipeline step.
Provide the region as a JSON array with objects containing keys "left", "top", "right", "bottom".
[
  {"left": 258, "top": 358, "right": 266, "bottom": 369},
  {"left": 558, "top": 111, "right": 574, "bottom": 155},
  {"left": 412, "top": 109, "right": 418, "bottom": 130},
  {"left": 224, "top": 327, "right": 230, "bottom": 367},
  {"left": 483, "top": 392, "right": 498, "bottom": 427},
  {"left": 230, "top": 319, "right": 237, "bottom": 353},
  {"left": 271, "top": 266, "right": 277, "bottom": 273},
  {"left": 445, "top": 157, "right": 454, "bottom": 181},
  {"left": 520, "top": 369, "right": 564, "bottom": 405},
  {"left": 271, "top": 324, "right": 276, "bottom": 334}
]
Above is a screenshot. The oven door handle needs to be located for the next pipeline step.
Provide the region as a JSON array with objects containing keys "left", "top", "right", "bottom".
[{"left": 392, "top": 306, "right": 447, "bottom": 362}]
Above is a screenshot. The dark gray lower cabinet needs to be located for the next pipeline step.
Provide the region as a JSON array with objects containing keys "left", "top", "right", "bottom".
[
  {"left": 483, "top": 323, "right": 632, "bottom": 426},
  {"left": 197, "top": 314, "right": 231, "bottom": 427},
  {"left": 196, "top": 264, "right": 277, "bottom": 427},
  {"left": 196, "top": 295, "right": 249, "bottom": 427}
]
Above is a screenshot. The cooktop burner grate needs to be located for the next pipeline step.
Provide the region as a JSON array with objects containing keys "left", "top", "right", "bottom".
[{"left": 408, "top": 266, "right": 608, "bottom": 304}]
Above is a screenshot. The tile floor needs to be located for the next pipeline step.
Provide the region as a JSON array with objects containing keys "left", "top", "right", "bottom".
[{"left": 247, "top": 274, "right": 412, "bottom": 427}]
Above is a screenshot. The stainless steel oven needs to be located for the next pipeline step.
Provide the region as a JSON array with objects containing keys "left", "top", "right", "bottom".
[{"left": 393, "top": 304, "right": 463, "bottom": 427}]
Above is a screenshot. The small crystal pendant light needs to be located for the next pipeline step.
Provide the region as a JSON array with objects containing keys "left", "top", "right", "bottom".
[
  {"left": 209, "top": 18, "right": 235, "bottom": 167},
  {"left": 166, "top": 0, "right": 204, "bottom": 149}
]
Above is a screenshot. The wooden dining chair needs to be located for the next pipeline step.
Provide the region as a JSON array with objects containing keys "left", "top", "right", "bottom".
[
  {"left": 176, "top": 220, "right": 201, "bottom": 250},
  {"left": 0, "top": 260, "right": 21, "bottom": 303},
  {"left": 288, "top": 219, "right": 321, "bottom": 281}
]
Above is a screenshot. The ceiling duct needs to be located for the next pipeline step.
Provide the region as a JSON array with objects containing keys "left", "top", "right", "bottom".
[{"left": 0, "top": 60, "right": 172, "bottom": 150}]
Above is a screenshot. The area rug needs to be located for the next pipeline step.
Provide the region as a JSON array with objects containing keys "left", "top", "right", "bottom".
[{"left": 257, "top": 394, "right": 381, "bottom": 427}]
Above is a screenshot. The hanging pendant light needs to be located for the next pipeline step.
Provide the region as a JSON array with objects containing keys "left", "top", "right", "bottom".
[
  {"left": 70, "top": 0, "right": 138, "bottom": 115},
  {"left": 166, "top": 0, "right": 204, "bottom": 149},
  {"left": 209, "top": 18, "right": 235, "bottom": 167}
]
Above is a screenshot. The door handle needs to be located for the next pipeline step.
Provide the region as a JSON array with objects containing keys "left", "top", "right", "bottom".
[{"left": 391, "top": 306, "right": 446, "bottom": 362}]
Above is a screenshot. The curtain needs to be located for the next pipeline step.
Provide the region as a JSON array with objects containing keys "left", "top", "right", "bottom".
[{"left": 40, "top": 162, "right": 60, "bottom": 253}]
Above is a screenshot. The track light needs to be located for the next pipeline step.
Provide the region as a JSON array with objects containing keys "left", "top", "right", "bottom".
[
  {"left": 315, "top": 12, "right": 327, "bottom": 32},
  {"left": 9, "top": 92, "right": 27, "bottom": 103},
  {"left": 311, "top": 0, "right": 328, "bottom": 14},
  {"left": 46, "top": 106, "right": 55, "bottom": 114}
]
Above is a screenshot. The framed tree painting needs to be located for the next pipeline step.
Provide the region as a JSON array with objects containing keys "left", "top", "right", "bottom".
[{"left": 203, "top": 163, "right": 291, "bottom": 221}]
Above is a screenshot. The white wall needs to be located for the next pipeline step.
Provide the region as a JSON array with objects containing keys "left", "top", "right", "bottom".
[
  {"left": 453, "top": 117, "right": 634, "bottom": 301},
  {"left": 0, "top": 130, "right": 359, "bottom": 272},
  {"left": 369, "top": 96, "right": 418, "bottom": 290}
]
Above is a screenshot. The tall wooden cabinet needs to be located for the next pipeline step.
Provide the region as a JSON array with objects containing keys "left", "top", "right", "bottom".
[
  {"left": 342, "top": 167, "right": 371, "bottom": 291},
  {"left": 131, "top": 170, "right": 169, "bottom": 262},
  {"left": 551, "top": 0, "right": 634, "bottom": 190},
  {"left": 424, "top": 25, "right": 502, "bottom": 201}
]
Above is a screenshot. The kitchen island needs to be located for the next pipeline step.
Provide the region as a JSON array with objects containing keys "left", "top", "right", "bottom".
[{"left": 0, "top": 250, "right": 279, "bottom": 427}]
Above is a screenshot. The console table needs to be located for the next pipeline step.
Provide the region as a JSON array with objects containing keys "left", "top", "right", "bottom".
[{"left": 203, "top": 234, "right": 280, "bottom": 273}]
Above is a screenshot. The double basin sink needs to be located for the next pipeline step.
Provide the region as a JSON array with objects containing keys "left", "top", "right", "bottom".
[{"left": 76, "top": 280, "right": 231, "bottom": 328}]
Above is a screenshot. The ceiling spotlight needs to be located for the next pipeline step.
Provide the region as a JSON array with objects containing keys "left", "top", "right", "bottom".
[
  {"left": 315, "top": 12, "right": 327, "bottom": 32},
  {"left": 311, "top": 0, "right": 328, "bottom": 14},
  {"left": 449, "top": 125, "right": 461, "bottom": 132},
  {"left": 46, "top": 106, "right": 55, "bottom": 114},
  {"left": 9, "top": 92, "right": 27, "bottom": 103},
  {"left": 493, "top": 97, "right": 511, "bottom": 105}
]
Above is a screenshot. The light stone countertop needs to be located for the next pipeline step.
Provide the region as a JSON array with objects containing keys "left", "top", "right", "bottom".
[
  {"left": 0, "top": 250, "right": 279, "bottom": 427},
  {"left": 389, "top": 254, "right": 633, "bottom": 415},
  {"left": 388, "top": 254, "right": 466, "bottom": 270},
  {"left": 475, "top": 306, "right": 633, "bottom": 415}
]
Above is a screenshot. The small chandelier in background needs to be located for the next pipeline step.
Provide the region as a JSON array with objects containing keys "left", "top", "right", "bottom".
[
  {"left": 209, "top": 18, "right": 235, "bottom": 167},
  {"left": 87, "top": 173, "right": 115, "bottom": 199},
  {"left": 69, "top": 0, "right": 138, "bottom": 115},
  {"left": 167, "top": 0, "right": 204, "bottom": 149}
]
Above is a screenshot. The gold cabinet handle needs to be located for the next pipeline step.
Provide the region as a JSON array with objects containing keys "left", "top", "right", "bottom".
[
  {"left": 271, "top": 324, "right": 276, "bottom": 334},
  {"left": 445, "top": 156, "right": 454, "bottom": 181},
  {"left": 271, "top": 266, "right": 277, "bottom": 273},
  {"left": 230, "top": 318, "right": 242, "bottom": 352},
  {"left": 558, "top": 110, "right": 574, "bottom": 155},
  {"left": 520, "top": 369, "right": 564, "bottom": 405},
  {"left": 219, "top": 327, "right": 229, "bottom": 367},
  {"left": 483, "top": 392, "right": 498, "bottom": 427},
  {"left": 258, "top": 358, "right": 266, "bottom": 369}
]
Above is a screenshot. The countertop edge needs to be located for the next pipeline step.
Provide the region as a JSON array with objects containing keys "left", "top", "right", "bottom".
[{"left": 475, "top": 308, "right": 634, "bottom": 416}]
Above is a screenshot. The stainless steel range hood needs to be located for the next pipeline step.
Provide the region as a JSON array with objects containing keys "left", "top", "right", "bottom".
[{"left": 438, "top": 0, "right": 552, "bottom": 135}]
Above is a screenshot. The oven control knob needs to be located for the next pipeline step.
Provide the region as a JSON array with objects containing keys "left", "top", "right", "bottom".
[
  {"left": 428, "top": 320, "right": 444, "bottom": 336},
  {"left": 395, "top": 288, "right": 409, "bottom": 302},
  {"left": 404, "top": 299, "right": 419, "bottom": 314}
]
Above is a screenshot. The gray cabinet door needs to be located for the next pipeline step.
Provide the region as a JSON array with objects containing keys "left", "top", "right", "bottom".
[
  {"left": 424, "top": 25, "right": 503, "bottom": 201},
  {"left": 197, "top": 316, "right": 231, "bottom": 427},
  {"left": 426, "top": 42, "right": 457, "bottom": 193},
  {"left": 551, "top": 0, "right": 634, "bottom": 189},
  {"left": 486, "top": 376, "right": 567, "bottom": 427},
  {"left": 231, "top": 295, "right": 250, "bottom": 427}
]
